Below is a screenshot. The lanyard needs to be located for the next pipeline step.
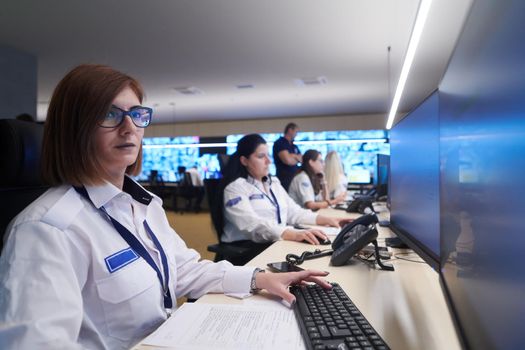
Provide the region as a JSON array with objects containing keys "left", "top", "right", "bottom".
[
  {"left": 250, "top": 179, "right": 282, "bottom": 224},
  {"left": 74, "top": 186, "right": 173, "bottom": 313},
  {"left": 268, "top": 189, "right": 282, "bottom": 224}
]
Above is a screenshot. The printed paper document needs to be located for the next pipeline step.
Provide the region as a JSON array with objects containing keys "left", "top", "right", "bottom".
[{"left": 142, "top": 302, "right": 305, "bottom": 350}]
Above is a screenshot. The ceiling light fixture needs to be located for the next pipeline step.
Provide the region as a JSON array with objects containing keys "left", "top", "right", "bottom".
[
  {"left": 295, "top": 76, "right": 328, "bottom": 87},
  {"left": 236, "top": 83, "right": 255, "bottom": 89},
  {"left": 173, "top": 86, "right": 204, "bottom": 95},
  {"left": 386, "top": 0, "right": 433, "bottom": 130}
]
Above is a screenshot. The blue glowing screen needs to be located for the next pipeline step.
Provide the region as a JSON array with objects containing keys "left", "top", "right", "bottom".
[
  {"left": 439, "top": 1, "right": 525, "bottom": 349},
  {"left": 137, "top": 130, "right": 389, "bottom": 183},
  {"left": 389, "top": 92, "right": 440, "bottom": 268}
]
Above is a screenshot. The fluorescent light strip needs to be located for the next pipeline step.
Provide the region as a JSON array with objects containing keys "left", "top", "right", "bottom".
[
  {"left": 386, "top": 0, "right": 433, "bottom": 130},
  {"left": 143, "top": 142, "right": 237, "bottom": 149},
  {"left": 294, "top": 138, "right": 387, "bottom": 146},
  {"left": 143, "top": 138, "right": 387, "bottom": 149}
]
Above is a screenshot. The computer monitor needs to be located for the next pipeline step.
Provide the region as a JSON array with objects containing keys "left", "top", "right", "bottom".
[
  {"left": 375, "top": 154, "right": 389, "bottom": 198},
  {"left": 389, "top": 91, "right": 440, "bottom": 271},
  {"left": 347, "top": 168, "right": 371, "bottom": 185},
  {"left": 438, "top": 0, "right": 525, "bottom": 349}
]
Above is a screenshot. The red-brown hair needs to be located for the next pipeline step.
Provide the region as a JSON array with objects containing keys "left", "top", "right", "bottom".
[{"left": 42, "top": 64, "right": 145, "bottom": 186}]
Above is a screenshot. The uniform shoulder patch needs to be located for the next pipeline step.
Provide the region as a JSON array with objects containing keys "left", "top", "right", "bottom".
[{"left": 226, "top": 196, "right": 242, "bottom": 207}]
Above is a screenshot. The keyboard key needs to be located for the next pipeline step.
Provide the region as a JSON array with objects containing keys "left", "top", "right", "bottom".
[
  {"left": 329, "top": 326, "right": 352, "bottom": 337},
  {"left": 319, "top": 325, "right": 332, "bottom": 339}
]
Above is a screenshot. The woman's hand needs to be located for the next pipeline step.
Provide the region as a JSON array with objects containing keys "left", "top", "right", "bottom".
[
  {"left": 316, "top": 215, "right": 354, "bottom": 228},
  {"left": 255, "top": 269, "right": 332, "bottom": 306},
  {"left": 331, "top": 192, "right": 347, "bottom": 205},
  {"left": 281, "top": 228, "right": 328, "bottom": 245}
]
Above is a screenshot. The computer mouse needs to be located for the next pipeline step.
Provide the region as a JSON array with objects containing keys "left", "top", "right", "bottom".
[
  {"left": 301, "top": 238, "right": 331, "bottom": 245},
  {"left": 320, "top": 238, "right": 332, "bottom": 245}
]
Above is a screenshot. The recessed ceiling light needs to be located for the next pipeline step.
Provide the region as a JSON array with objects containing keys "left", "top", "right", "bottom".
[
  {"left": 294, "top": 76, "right": 328, "bottom": 87},
  {"left": 173, "top": 86, "right": 204, "bottom": 95},
  {"left": 236, "top": 83, "right": 256, "bottom": 89}
]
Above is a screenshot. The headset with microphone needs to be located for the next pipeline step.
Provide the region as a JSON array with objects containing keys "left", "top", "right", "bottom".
[{"left": 261, "top": 175, "right": 272, "bottom": 193}]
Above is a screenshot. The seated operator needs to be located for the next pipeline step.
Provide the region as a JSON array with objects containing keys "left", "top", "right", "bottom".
[
  {"left": 0, "top": 65, "right": 332, "bottom": 350},
  {"left": 222, "top": 134, "right": 350, "bottom": 246}
]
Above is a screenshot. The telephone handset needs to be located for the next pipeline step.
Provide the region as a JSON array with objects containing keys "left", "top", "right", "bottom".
[
  {"left": 346, "top": 196, "right": 374, "bottom": 214},
  {"left": 330, "top": 213, "right": 394, "bottom": 270}
]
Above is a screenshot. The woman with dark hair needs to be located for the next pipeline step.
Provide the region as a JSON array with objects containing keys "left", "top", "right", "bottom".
[
  {"left": 288, "top": 149, "right": 334, "bottom": 210},
  {"left": 222, "top": 134, "right": 346, "bottom": 246},
  {"left": 0, "top": 65, "right": 331, "bottom": 349}
]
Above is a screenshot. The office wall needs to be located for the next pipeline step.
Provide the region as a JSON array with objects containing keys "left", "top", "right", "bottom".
[
  {"left": 0, "top": 45, "right": 37, "bottom": 119},
  {"left": 144, "top": 112, "right": 389, "bottom": 137}
]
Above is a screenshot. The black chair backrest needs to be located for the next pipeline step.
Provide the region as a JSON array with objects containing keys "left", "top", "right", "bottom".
[
  {"left": 204, "top": 178, "right": 224, "bottom": 240},
  {"left": 181, "top": 172, "right": 194, "bottom": 187},
  {"left": 0, "top": 119, "right": 49, "bottom": 252},
  {"left": 217, "top": 154, "right": 230, "bottom": 175}
]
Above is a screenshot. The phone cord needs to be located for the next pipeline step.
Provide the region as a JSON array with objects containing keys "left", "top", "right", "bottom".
[{"left": 286, "top": 249, "right": 333, "bottom": 265}]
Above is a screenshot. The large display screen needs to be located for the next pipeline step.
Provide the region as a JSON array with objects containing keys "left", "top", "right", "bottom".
[
  {"left": 439, "top": 1, "right": 525, "bottom": 349},
  {"left": 227, "top": 130, "right": 390, "bottom": 184},
  {"left": 138, "top": 130, "right": 390, "bottom": 183},
  {"left": 389, "top": 92, "right": 440, "bottom": 270}
]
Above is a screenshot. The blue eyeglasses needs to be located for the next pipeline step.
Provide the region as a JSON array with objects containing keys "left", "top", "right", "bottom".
[{"left": 99, "top": 105, "right": 153, "bottom": 128}]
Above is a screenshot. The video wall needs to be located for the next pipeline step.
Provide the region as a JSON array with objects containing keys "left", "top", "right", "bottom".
[{"left": 137, "top": 130, "right": 390, "bottom": 183}]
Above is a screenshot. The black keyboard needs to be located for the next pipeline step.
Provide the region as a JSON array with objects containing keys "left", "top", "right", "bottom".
[{"left": 291, "top": 283, "right": 390, "bottom": 350}]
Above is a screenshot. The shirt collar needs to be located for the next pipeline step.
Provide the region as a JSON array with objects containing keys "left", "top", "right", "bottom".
[
  {"left": 246, "top": 175, "right": 261, "bottom": 186},
  {"left": 84, "top": 176, "right": 153, "bottom": 209}
]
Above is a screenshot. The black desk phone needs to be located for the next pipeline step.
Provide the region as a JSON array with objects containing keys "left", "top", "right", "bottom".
[
  {"left": 346, "top": 196, "right": 375, "bottom": 214},
  {"left": 331, "top": 213, "right": 394, "bottom": 270}
]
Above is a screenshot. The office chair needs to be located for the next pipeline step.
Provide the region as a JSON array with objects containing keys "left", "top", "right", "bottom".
[
  {"left": 147, "top": 170, "right": 174, "bottom": 208},
  {"left": 174, "top": 172, "right": 204, "bottom": 213},
  {"left": 217, "top": 154, "right": 230, "bottom": 175},
  {"left": 204, "top": 179, "right": 271, "bottom": 266},
  {"left": 0, "top": 119, "right": 49, "bottom": 253}
]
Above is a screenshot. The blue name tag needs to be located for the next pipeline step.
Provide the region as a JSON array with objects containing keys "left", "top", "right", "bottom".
[
  {"left": 301, "top": 182, "right": 311, "bottom": 188},
  {"left": 226, "top": 196, "right": 242, "bottom": 207},
  {"left": 105, "top": 248, "right": 139, "bottom": 273},
  {"left": 249, "top": 194, "right": 265, "bottom": 200}
]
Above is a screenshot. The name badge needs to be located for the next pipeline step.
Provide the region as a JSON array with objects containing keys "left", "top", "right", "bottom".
[
  {"left": 249, "top": 194, "right": 265, "bottom": 200},
  {"left": 105, "top": 248, "right": 139, "bottom": 273}
]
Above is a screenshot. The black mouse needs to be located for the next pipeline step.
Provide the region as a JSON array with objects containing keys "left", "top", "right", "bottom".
[
  {"left": 320, "top": 238, "right": 332, "bottom": 245},
  {"left": 302, "top": 238, "right": 331, "bottom": 245}
]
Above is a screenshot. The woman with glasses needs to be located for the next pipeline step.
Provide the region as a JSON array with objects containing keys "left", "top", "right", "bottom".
[
  {"left": 222, "top": 134, "right": 348, "bottom": 249},
  {"left": 288, "top": 149, "right": 334, "bottom": 210},
  {"left": 0, "top": 64, "right": 331, "bottom": 350}
]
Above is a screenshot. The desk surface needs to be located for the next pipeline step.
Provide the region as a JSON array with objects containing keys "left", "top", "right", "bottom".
[{"left": 136, "top": 206, "right": 461, "bottom": 350}]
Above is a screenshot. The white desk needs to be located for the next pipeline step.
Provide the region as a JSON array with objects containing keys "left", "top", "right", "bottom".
[{"left": 136, "top": 206, "right": 461, "bottom": 350}]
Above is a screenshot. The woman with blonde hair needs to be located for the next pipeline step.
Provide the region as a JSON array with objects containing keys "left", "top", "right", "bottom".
[{"left": 324, "top": 151, "right": 348, "bottom": 205}]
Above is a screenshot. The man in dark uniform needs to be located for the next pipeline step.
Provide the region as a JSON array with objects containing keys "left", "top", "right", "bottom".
[{"left": 273, "top": 123, "right": 302, "bottom": 190}]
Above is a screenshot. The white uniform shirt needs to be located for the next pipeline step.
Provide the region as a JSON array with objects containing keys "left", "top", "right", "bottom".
[
  {"left": 330, "top": 174, "right": 348, "bottom": 199},
  {"left": 0, "top": 176, "right": 255, "bottom": 350},
  {"left": 288, "top": 171, "right": 323, "bottom": 207},
  {"left": 223, "top": 176, "right": 317, "bottom": 243},
  {"left": 186, "top": 168, "right": 203, "bottom": 187}
]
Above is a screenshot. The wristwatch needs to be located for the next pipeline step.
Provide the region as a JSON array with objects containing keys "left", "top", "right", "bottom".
[{"left": 250, "top": 268, "right": 265, "bottom": 293}]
